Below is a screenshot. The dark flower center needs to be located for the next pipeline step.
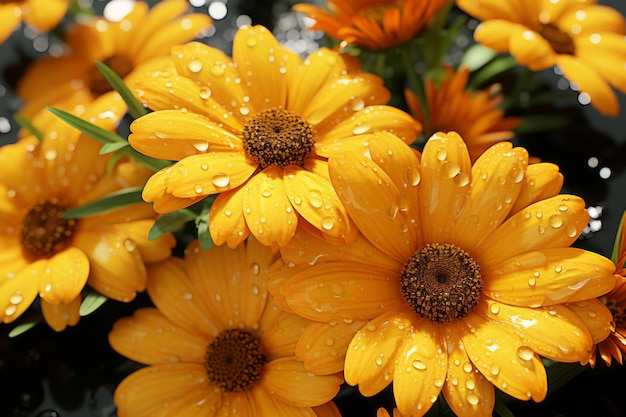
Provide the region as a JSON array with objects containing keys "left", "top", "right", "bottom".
[
  {"left": 87, "top": 54, "right": 134, "bottom": 96},
  {"left": 204, "top": 328, "right": 266, "bottom": 392},
  {"left": 400, "top": 243, "right": 482, "bottom": 323},
  {"left": 242, "top": 108, "right": 314, "bottom": 169},
  {"left": 530, "top": 22, "right": 575, "bottom": 55},
  {"left": 21, "top": 199, "right": 77, "bottom": 258}
]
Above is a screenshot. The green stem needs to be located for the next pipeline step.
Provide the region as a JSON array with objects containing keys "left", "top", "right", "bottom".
[{"left": 400, "top": 43, "right": 428, "bottom": 121}]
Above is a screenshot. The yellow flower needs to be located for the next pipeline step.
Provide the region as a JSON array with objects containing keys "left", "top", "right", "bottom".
[
  {"left": 0, "top": 0, "right": 72, "bottom": 44},
  {"left": 293, "top": 0, "right": 449, "bottom": 50},
  {"left": 0, "top": 96, "right": 175, "bottom": 331},
  {"left": 15, "top": 0, "right": 212, "bottom": 131},
  {"left": 128, "top": 25, "right": 421, "bottom": 249},
  {"left": 270, "top": 131, "right": 615, "bottom": 416},
  {"left": 455, "top": 0, "right": 626, "bottom": 116},
  {"left": 405, "top": 66, "right": 521, "bottom": 161},
  {"left": 108, "top": 238, "right": 343, "bottom": 417}
]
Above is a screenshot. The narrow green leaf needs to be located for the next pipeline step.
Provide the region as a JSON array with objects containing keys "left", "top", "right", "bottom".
[
  {"left": 13, "top": 113, "right": 43, "bottom": 142},
  {"left": 94, "top": 61, "right": 148, "bottom": 119},
  {"left": 100, "top": 141, "right": 130, "bottom": 154},
  {"left": 461, "top": 44, "right": 499, "bottom": 72},
  {"left": 148, "top": 209, "right": 197, "bottom": 240},
  {"left": 62, "top": 187, "right": 144, "bottom": 219},
  {"left": 79, "top": 291, "right": 108, "bottom": 316},
  {"left": 468, "top": 55, "right": 517, "bottom": 89},
  {"left": 9, "top": 321, "right": 39, "bottom": 337},
  {"left": 611, "top": 210, "right": 626, "bottom": 265},
  {"left": 118, "top": 146, "right": 172, "bottom": 171},
  {"left": 47, "top": 106, "right": 126, "bottom": 144},
  {"left": 196, "top": 199, "right": 214, "bottom": 250}
]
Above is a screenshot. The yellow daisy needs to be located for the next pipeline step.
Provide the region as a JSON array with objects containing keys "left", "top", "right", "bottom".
[
  {"left": 0, "top": 96, "right": 175, "bottom": 331},
  {"left": 128, "top": 25, "right": 421, "bottom": 249},
  {"left": 455, "top": 0, "right": 626, "bottom": 116},
  {"left": 15, "top": 0, "right": 212, "bottom": 131},
  {"left": 108, "top": 238, "right": 343, "bottom": 417},
  {"left": 293, "top": 0, "right": 449, "bottom": 50},
  {"left": 270, "top": 131, "right": 615, "bottom": 416},
  {"left": 0, "top": 0, "right": 72, "bottom": 44},
  {"left": 405, "top": 66, "right": 521, "bottom": 161}
]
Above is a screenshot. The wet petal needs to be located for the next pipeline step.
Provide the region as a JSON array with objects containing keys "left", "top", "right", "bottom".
[
  {"left": 393, "top": 320, "right": 447, "bottom": 417},
  {"left": 209, "top": 187, "right": 252, "bottom": 248},
  {"left": 508, "top": 26, "right": 556, "bottom": 70},
  {"left": 345, "top": 308, "right": 414, "bottom": 396},
  {"left": 566, "top": 298, "right": 614, "bottom": 345},
  {"left": 109, "top": 308, "right": 207, "bottom": 365},
  {"left": 262, "top": 357, "right": 342, "bottom": 407},
  {"left": 419, "top": 132, "right": 472, "bottom": 244},
  {"left": 41, "top": 296, "right": 81, "bottom": 332},
  {"left": 113, "top": 220, "right": 175, "bottom": 264},
  {"left": 150, "top": 383, "right": 222, "bottom": 417},
  {"left": 251, "top": 386, "right": 316, "bottom": 417},
  {"left": 260, "top": 305, "right": 309, "bottom": 359},
  {"left": 442, "top": 329, "right": 495, "bottom": 417},
  {"left": 510, "top": 162, "right": 563, "bottom": 216},
  {"left": 483, "top": 248, "right": 615, "bottom": 306},
  {"left": 575, "top": 33, "right": 626, "bottom": 94},
  {"left": 39, "top": 247, "right": 90, "bottom": 304},
  {"left": 242, "top": 167, "right": 298, "bottom": 247}
]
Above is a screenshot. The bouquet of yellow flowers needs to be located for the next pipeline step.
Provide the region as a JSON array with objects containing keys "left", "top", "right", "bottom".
[{"left": 1, "top": 1, "right": 625, "bottom": 416}]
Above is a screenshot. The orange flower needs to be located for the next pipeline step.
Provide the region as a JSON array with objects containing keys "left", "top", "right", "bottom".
[
  {"left": 0, "top": 96, "right": 175, "bottom": 331},
  {"left": 15, "top": 0, "right": 212, "bottom": 131},
  {"left": 456, "top": 0, "right": 626, "bottom": 116},
  {"left": 0, "top": 0, "right": 72, "bottom": 44},
  {"left": 128, "top": 25, "right": 421, "bottom": 249},
  {"left": 109, "top": 238, "right": 343, "bottom": 417},
  {"left": 405, "top": 66, "right": 521, "bottom": 161},
  {"left": 293, "top": 0, "right": 449, "bottom": 50},
  {"left": 270, "top": 131, "right": 615, "bottom": 416}
]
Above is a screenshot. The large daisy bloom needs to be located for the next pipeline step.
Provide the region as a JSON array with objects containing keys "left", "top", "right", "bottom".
[
  {"left": 405, "top": 66, "right": 521, "bottom": 161},
  {"left": 270, "top": 131, "right": 615, "bottom": 416},
  {"left": 15, "top": 0, "right": 212, "bottom": 131},
  {"left": 128, "top": 25, "right": 421, "bottom": 249},
  {"left": 108, "top": 238, "right": 343, "bottom": 417},
  {"left": 0, "top": 0, "right": 72, "bottom": 44},
  {"left": 293, "top": 0, "right": 449, "bottom": 50},
  {"left": 0, "top": 96, "right": 175, "bottom": 331},
  {"left": 455, "top": 0, "right": 626, "bottom": 117}
]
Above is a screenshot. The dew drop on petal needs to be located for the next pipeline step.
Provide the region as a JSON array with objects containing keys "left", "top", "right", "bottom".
[
  {"left": 123, "top": 239, "right": 137, "bottom": 252},
  {"left": 467, "top": 393, "right": 479, "bottom": 406},
  {"left": 251, "top": 262, "right": 260, "bottom": 276},
  {"left": 308, "top": 190, "right": 323, "bottom": 208},
  {"left": 489, "top": 303, "right": 500, "bottom": 314},
  {"left": 516, "top": 346, "right": 534, "bottom": 361},
  {"left": 330, "top": 283, "right": 343, "bottom": 297},
  {"left": 548, "top": 214, "right": 563, "bottom": 228},
  {"left": 193, "top": 141, "right": 209, "bottom": 152},
  {"left": 9, "top": 293, "right": 23, "bottom": 305},
  {"left": 352, "top": 123, "right": 371, "bottom": 135},
  {"left": 436, "top": 149, "right": 447, "bottom": 161},
  {"left": 199, "top": 87, "right": 212, "bottom": 99},
  {"left": 194, "top": 183, "right": 204, "bottom": 194},
  {"left": 212, "top": 173, "right": 230, "bottom": 188},
  {"left": 321, "top": 217, "right": 335, "bottom": 230},
  {"left": 187, "top": 59, "right": 203, "bottom": 73},
  {"left": 462, "top": 362, "right": 473, "bottom": 373},
  {"left": 565, "top": 225, "right": 578, "bottom": 238},
  {"left": 444, "top": 162, "right": 460, "bottom": 178},
  {"left": 4, "top": 305, "right": 17, "bottom": 316},
  {"left": 387, "top": 204, "right": 399, "bottom": 219},
  {"left": 412, "top": 359, "right": 427, "bottom": 370}
]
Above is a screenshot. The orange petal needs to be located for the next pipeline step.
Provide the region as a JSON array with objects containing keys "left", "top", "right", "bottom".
[
  {"left": 109, "top": 308, "right": 207, "bottom": 365},
  {"left": 560, "top": 5, "right": 626, "bottom": 34},
  {"left": 259, "top": 306, "right": 309, "bottom": 359},
  {"left": 41, "top": 296, "right": 81, "bottom": 331},
  {"left": 251, "top": 386, "right": 317, "bottom": 417},
  {"left": 510, "top": 162, "right": 563, "bottom": 216},
  {"left": 575, "top": 33, "right": 626, "bottom": 94},
  {"left": 0, "top": 261, "right": 41, "bottom": 324},
  {"left": 508, "top": 26, "right": 557, "bottom": 70},
  {"left": 39, "top": 247, "right": 90, "bottom": 304},
  {"left": 262, "top": 357, "right": 342, "bottom": 407},
  {"left": 483, "top": 247, "right": 615, "bottom": 306},
  {"left": 473, "top": 20, "right": 522, "bottom": 53},
  {"left": 392, "top": 320, "right": 447, "bottom": 417},
  {"left": 313, "top": 402, "right": 342, "bottom": 417},
  {"left": 345, "top": 308, "right": 415, "bottom": 396},
  {"left": 209, "top": 187, "right": 252, "bottom": 248},
  {"left": 113, "top": 220, "right": 175, "bottom": 264},
  {"left": 442, "top": 329, "right": 495, "bottom": 417},
  {"left": 0, "top": 5, "right": 21, "bottom": 44},
  {"left": 23, "top": 0, "right": 70, "bottom": 32},
  {"left": 565, "top": 298, "right": 614, "bottom": 345}
]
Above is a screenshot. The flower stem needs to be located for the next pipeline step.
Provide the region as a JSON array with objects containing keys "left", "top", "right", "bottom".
[{"left": 400, "top": 43, "right": 428, "bottom": 120}]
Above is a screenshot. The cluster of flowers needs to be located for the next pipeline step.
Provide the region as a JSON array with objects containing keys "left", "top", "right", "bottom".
[{"left": 1, "top": 0, "right": 626, "bottom": 416}]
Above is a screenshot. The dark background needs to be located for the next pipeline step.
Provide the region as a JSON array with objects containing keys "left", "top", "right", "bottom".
[{"left": 1, "top": 0, "right": 626, "bottom": 416}]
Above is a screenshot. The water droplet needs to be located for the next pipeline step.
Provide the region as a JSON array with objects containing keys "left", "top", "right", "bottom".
[
  {"left": 465, "top": 378, "right": 476, "bottom": 390},
  {"left": 490, "top": 364, "right": 500, "bottom": 376},
  {"left": 565, "top": 225, "right": 578, "bottom": 238},
  {"left": 187, "top": 59, "right": 203, "bottom": 73},
  {"left": 251, "top": 262, "right": 260, "bottom": 276},
  {"left": 387, "top": 204, "right": 399, "bottom": 219},
  {"left": 251, "top": 284, "right": 260, "bottom": 295},
  {"left": 193, "top": 141, "right": 209, "bottom": 152},
  {"left": 509, "top": 166, "right": 524, "bottom": 183},
  {"left": 462, "top": 362, "right": 473, "bottom": 373},
  {"left": 212, "top": 173, "right": 230, "bottom": 188},
  {"left": 4, "top": 305, "right": 17, "bottom": 316},
  {"left": 9, "top": 293, "right": 23, "bottom": 304},
  {"left": 444, "top": 162, "right": 460, "bottom": 178},
  {"left": 454, "top": 172, "right": 470, "bottom": 187},
  {"left": 211, "top": 66, "right": 225, "bottom": 76},
  {"left": 200, "top": 163, "right": 209, "bottom": 171},
  {"left": 467, "top": 393, "right": 479, "bottom": 406},
  {"left": 528, "top": 276, "right": 536, "bottom": 287},
  {"left": 330, "top": 283, "right": 343, "bottom": 297},
  {"left": 194, "top": 183, "right": 204, "bottom": 194},
  {"left": 123, "top": 239, "right": 136, "bottom": 252},
  {"left": 375, "top": 356, "right": 383, "bottom": 366},
  {"left": 199, "top": 87, "right": 212, "bottom": 99},
  {"left": 516, "top": 346, "right": 534, "bottom": 361},
  {"left": 436, "top": 149, "right": 447, "bottom": 161},
  {"left": 246, "top": 36, "right": 257, "bottom": 47},
  {"left": 44, "top": 149, "right": 57, "bottom": 160},
  {"left": 239, "top": 106, "right": 250, "bottom": 116},
  {"left": 405, "top": 166, "right": 420, "bottom": 186},
  {"left": 548, "top": 214, "right": 563, "bottom": 228},
  {"left": 261, "top": 190, "right": 272, "bottom": 198},
  {"left": 321, "top": 217, "right": 335, "bottom": 230},
  {"left": 412, "top": 359, "right": 427, "bottom": 370},
  {"left": 489, "top": 303, "right": 500, "bottom": 314},
  {"left": 350, "top": 97, "right": 365, "bottom": 111},
  {"left": 308, "top": 190, "right": 323, "bottom": 208},
  {"left": 352, "top": 123, "right": 371, "bottom": 135},
  {"left": 215, "top": 293, "right": 222, "bottom": 302}
]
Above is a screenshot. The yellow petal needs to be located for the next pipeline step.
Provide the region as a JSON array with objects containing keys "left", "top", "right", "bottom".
[
  {"left": 150, "top": 383, "right": 223, "bottom": 417},
  {"left": 566, "top": 298, "right": 614, "bottom": 345},
  {"left": 419, "top": 131, "right": 472, "bottom": 244},
  {"left": 251, "top": 386, "right": 317, "bottom": 417},
  {"left": 345, "top": 308, "right": 414, "bottom": 396},
  {"left": 209, "top": 187, "right": 252, "bottom": 248},
  {"left": 39, "top": 247, "right": 90, "bottom": 304},
  {"left": 0, "top": 261, "right": 41, "bottom": 323},
  {"left": 313, "top": 402, "right": 342, "bottom": 417},
  {"left": 510, "top": 162, "right": 563, "bottom": 216},
  {"left": 109, "top": 308, "right": 207, "bottom": 365},
  {"left": 575, "top": 33, "right": 626, "bottom": 94},
  {"left": 393, "top": 320, "right": 447, "bottom": 417},
  {"left": 214, "top": 392, "right": 252, "bottom": 417},
  {"left": 296, "top": 320, "right": 365, "bottom": 375},
  {"left": 560, "top": 5, "right": 626, "bottom": 34},
  {"left": 455, "top": 1, "right": 518, "bottom": 21},
  {"left": 23, "top": 0, "right": 70, "bottom": 32},
  {"left": 476, "top": 195, "right": 590, "bottom": 269},
  {"left": 0, "top": 5, "right": 21, "bottom": 44},
  {"left": 113, "top": 220, "right": 175, "bottom": 264},
  {"left": 259, "top": 306, "right": 309, "bottom": 359},
  {"left": 473, "top": 20, "right": 522, "bottom": 53},
  {"left": 508, "top": 26, "right": 557, "bottom": 70},
  {"left": 262, "top": 357, "right": 342, "bottom": 407},
  {"left": 41, "top": 296, "right": 81, "bottom": 331},
  {"left": 483, "top": 247, "right": 615, "bottom": 306},
  {"left": 442, "top": 329, "right": 495, "bottom": 417},
  {"left": 451, "top": 313, "right": 548, "bottom": 402},
  {"left": 114, "top": 363, "right": 213, "bottom": 417}
]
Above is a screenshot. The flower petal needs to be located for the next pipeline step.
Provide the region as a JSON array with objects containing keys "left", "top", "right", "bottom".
[
  {"left": 442, "top": 329, "right": 495, "bottom": 417},
  {"left": 262, "top": 357, "right": 342, "bottom": 407},
  {"left": 259, "top": 305, "right": 309, "bottom": 359},
  {"left": 508, "top": 26, "right": 556, "bottom": 70},
  {"left": 0, "top": 262, "right": 41, "bottom": 324},
  {"left": 565, "top": 298, "right": 614, "bottom": 345},
  {"left": 39, "top": 247, "right": 90, "bottom": 304},
  {"left": 510, "top": 162, "right": 563, "bottom": 216},
  {"left": 109, "top": 308, "right": 207, "bottom": 365},
  {"left": 251, "top": 386, "right": 317, "bottom": 417},
  {"left": 345, "top": 308, "right": 415, "bottom": 396},
  {"left": 473, "top": 20, "right": 523, "bottom": 53},
  {"left": 393, "top": 320, "right": 447, "bottom": 417},
  {"left": 113, "top": 220, "right": 175, "bottom": 264},
  {"left": 483, "top": 248, "right": 615, "bottom": 306},
  {"left": 40, "top": 296, "right": 81, "bottom": 332},
  {"left": 575, "top": 33, "right": 626, "bottom": 94},
  {"left": 242, "top": 167, "right": 298, "bottom": 248},
  {"left": 209, "top": 187, "right": 252, "bottom": 248}
]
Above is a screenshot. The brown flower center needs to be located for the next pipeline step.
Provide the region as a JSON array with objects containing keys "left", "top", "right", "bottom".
[
  {"left": 400, "top": 243, "right": 482, "bottom": 323},
  {"left": 204, "top": 328, "right": 266, "bottom": 392},
  {"left": 529, "top": 22, "right": 575, "bottom": 55},
  {"left": 21, "top": 199, "right": 77, "bottom": 258},
  {"left": 242, "top": 108, "right": 314, "bottom": 169},
  {"left": 87, "top": 54, "right": 134, "bottom": 96}
]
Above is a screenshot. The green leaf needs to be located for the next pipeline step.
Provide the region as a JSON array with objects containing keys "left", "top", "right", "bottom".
[
  {"left": 8, "top": 321, "right": 39, "bottom": 337},
  {"left": 611, "top": 210, "right": 626, "bottom": 265},
  {"left": 94, "top": 61, "right": 148, "bottom": 119},
  {"left": 47, "top": 106, "right": 126, "bottom": 144},
  {"left": 79, "top": 291, "right": 108, "bottom": 316},
  {"left": 118, "top": 147, "right": 172, "bottom": 171},
  {"left": 468, "top": 55, "right": 517, "bottom": 89},
  {"left": 100, "top": 141, "right": 130, "bottom": 154},
  {"left": 460, "top": 44, "right": 499, "bottom": 72},
  {"left": 62, "top": 187, "right": 144, "bottom": 219},
  {"left": 148, "top": 208, "right": 197, "bottom": 240},
  {"left": 195, "top": 198, "right": 214, "bottom": 250},
  {"left": 13, "top": 113, "right": 43, "bottom": 142}
]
